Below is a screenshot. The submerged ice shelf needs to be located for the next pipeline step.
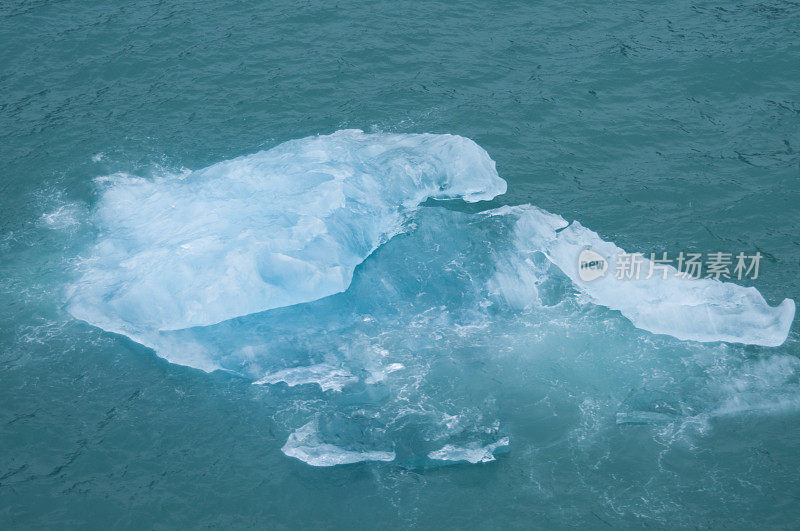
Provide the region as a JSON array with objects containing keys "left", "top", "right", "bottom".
[{"left": 65, "top": 130, "right": 796, "bottom": 466}]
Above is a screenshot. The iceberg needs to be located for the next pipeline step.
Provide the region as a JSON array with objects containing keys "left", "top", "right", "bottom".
[
  {"left": 66, "top": 129, "right": 506, "bottom": 339},
  {"left": 64, "top": 130, "right": 796, "bottom": 467}
]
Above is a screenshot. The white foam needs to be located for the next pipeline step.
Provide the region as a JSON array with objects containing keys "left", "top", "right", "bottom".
[
  {"left": 281, "top": 421, "right": 396, "bottom": 466},
  {"left": 365, "top": 362, "right": 405, "bottom": 385},
  {"left": 40, "top": 203, "right": 84, "bottom": 230},
  {"left": 711, "top": 355, "right": 800, "bottom": 417},
  {"left": 509, "top": 206, "right": 795, "bottom": 347}
]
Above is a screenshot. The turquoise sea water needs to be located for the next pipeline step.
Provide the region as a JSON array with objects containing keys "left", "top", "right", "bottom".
[{"left": 2, "top": 0, "right": 800, "bottom": 528}]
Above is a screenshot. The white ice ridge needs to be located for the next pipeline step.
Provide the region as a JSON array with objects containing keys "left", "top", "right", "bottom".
[
  {"left": 66, "top": 130, "right": 506, "bottom": 337},
  {"left": 505, "top": 205, "right": 795, "bottom": 347}
]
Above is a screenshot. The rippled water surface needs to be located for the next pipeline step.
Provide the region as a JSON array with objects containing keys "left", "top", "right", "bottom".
[{"left": 2, "top": 0, "right": 799, "bottom": 528}]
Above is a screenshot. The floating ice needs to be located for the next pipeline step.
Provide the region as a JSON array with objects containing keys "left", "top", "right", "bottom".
[
  {"left": 507, "top": 206, "right": 795, "bottom": 347},
  {"left": 254, "top": 363, "right": 357, "bottom": 392},
  {"left": 281, "top": 421, "right": 395, "bottom": 466},
  {"left": 66, "top": 129, "right": 505, "bottom": 338},
  {"left": 65, "top": 130, "right": 796, "bottom": 468},
  {"left": 427, "top": 437, "right": 510, "bottom": 464}
]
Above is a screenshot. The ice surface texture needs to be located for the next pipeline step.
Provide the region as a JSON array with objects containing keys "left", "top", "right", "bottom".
[
  {"left": 66, "top": 129, "right": 505, "bottom": 338},
  {"left": 66, "top": 131, "right": 795, "bottom": 466},
  {"left": 506, "top": 206, "right": 795, "bottom": 347},
  {"left": 282, "top": 421, "right": 396, "bottom": 467}
]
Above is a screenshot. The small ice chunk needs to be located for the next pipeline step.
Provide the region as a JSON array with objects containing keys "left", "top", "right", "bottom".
[
  {"left": 427, "top": 437, "right": 510, "bottom": 464},
  {"left": 281, "top": 421, "right": 395, "bottom": 466},
  {"left": 254, "top": 363, "right": 357, "bottom": 392},
  {"left": 510, "top": 206, "right": 795, "bottom": 347}
]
